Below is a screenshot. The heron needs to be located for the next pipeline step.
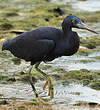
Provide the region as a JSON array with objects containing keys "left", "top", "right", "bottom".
[{"left": 2, "top": 14, "right": 98, "bottom": 98}]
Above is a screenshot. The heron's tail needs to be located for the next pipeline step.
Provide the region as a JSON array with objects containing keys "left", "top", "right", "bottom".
[{"left": 2, "top": 39, "right": 10, "bottom": 51}]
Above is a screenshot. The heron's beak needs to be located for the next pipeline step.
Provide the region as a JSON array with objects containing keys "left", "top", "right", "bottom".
[{"left": 77, "top": 22, "right": 98, "bottom": 34}]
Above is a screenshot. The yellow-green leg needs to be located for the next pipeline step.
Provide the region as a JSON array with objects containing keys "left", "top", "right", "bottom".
[
  {"left": 28, "top": 65, "right": 38, "bottom": 97},
  {"left": 48, "top": 77, "right": 54, "bottom": 98},
  {"left": 35, "top": 62, "right": 54, "bottom": 98}
]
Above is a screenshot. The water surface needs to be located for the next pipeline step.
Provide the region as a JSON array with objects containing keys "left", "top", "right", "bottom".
[
  {"left": 0, "top": 82, "right": 100, "bottom": 105},
  {"left": 51, "top": 0, "right": 100, "bottom": 12}
]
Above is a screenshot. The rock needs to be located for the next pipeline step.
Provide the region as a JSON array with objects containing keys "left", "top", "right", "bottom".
[
  {"left": 44, "top": 18, "right": 49, "bottom": 22},
  {"left": 48, "top": 7, "right": 66, "bottom": 16},
  {"left": 7, "top": 77, "right": 16, "bottom": 82},
  {"left": 10, "top": 30, "right": 26, "bottom": 34},
  {"left": 88, "top": 102, "right": 98, "bottom": 106},
  {"left": 0, "top": 39, "right": 5, "bottom": 42},
  {"left": 79, "top": 46, "right": 88, "bottom": 50},
  {"left": 0, "top": 100, "right": 9, "bottom": 105}
]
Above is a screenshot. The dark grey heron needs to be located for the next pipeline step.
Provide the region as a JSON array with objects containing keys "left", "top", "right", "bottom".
[{"left": 2, "top": 14, "right": 98, "bottom": 98}]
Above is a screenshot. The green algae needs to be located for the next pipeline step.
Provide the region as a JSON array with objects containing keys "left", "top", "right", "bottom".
[
  {"left": 65, "top": 69, "right": 91, "bottom": 80},
  {"left": 77, "top": 0, "right": 87, "bottom": 1},
  {"left": 77, "top": 59, "right": 96, "bottom": 63},
  {"left": 0, "top": 75, "right": 9, "bottom": 80},
  {"left": 17, "top": 105, "right": 26, "bottom": 110},
  {"left": 74, "top": 11, "right": 100, "bottom": 23},
  {"left": 89, "top": 81, "right": 100, "bottom": 90},
  {"left": 64, "top": 69, "right": 100, "bottom": 89},
  {"left": 80, "top": 35, "right": 100, "bottom": 49},
  {"left": 52, "top": 68, "right": 66, "bottom": 73},
  {"left": 91, "top": 56, "right": 100, "bottom": 60},
  {"left": 11, "top": 57, "right": 21, "bottom": 65},
  {"left": 39, "top": 64, "right": 52, "bottom": 70},
  {"left": 81, "top": 79, "right": 90, "bottom": 85},
  {"left": 77, "top": 35, "right": 100, "bottom": 56},
  {"left": 77, "top": 48, "right": 92, "bottom": 56}
]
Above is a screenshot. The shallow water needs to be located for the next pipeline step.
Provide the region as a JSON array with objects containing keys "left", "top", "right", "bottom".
[
  {"left": 52, "top": 83, "right": 100, "bottom": 104},
  {"left": 51, "top": 0, "right": 76, "bottom": 4},
  {"left": 51, "top": 0, "right": 100, "bottom": 12},
  {"left": 0, "top": 51, "right": 100, "bottom": 75},
  {"left": 73, "top": 0, "right": 100, "bottom": 12},
  {"left": 0, "top": 82, "right": 100, "bottom": 105},
  {"left": 49, "top": 52, "right": 100, "bottom": 70}
]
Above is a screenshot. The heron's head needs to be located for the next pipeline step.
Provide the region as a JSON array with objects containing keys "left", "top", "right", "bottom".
[{"left": 63, "top": 14, "right": 98, "bottom": 34}]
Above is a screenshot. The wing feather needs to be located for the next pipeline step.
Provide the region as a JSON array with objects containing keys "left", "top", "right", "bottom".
[{"left": 9, "top": 39, "right": 55, "bottom": 61}]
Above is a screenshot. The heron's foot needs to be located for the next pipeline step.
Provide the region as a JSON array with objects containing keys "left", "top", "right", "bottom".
[
  {"left": 33, "top": 98, "right": 52, "bottom": 104},
  {"left": 43, "top": 77, "right": 54, "bottom": 98},
  {"left": 48, "top": 77, "right": 54, "bottom": 98},
  {"left": 34, "top": 92, "right": 38, "bottom": 98}
]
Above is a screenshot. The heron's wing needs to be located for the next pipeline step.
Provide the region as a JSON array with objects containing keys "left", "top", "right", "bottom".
[{"left": 10, "top": 39, "right": 55, "bottom": 61}]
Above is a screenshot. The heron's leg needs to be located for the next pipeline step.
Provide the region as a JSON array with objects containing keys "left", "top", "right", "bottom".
[
  {"left": 28, "top": 65, "right": 38, "bottom": 97},
  {"left": 35, "top": 62, "right": 54, "bottom": 98}
]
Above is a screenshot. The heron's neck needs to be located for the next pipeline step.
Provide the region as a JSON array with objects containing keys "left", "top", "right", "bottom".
[{"left": 62, "top": 21, "right": 72, "bottom": 35}]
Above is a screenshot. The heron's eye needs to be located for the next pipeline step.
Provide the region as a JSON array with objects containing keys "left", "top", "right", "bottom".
[
  {"left": 72, "top": 20, "right": 75, "bottom": 24},
  {"left": 72, "top": 19, "right": 78, "bottom": 25}
]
